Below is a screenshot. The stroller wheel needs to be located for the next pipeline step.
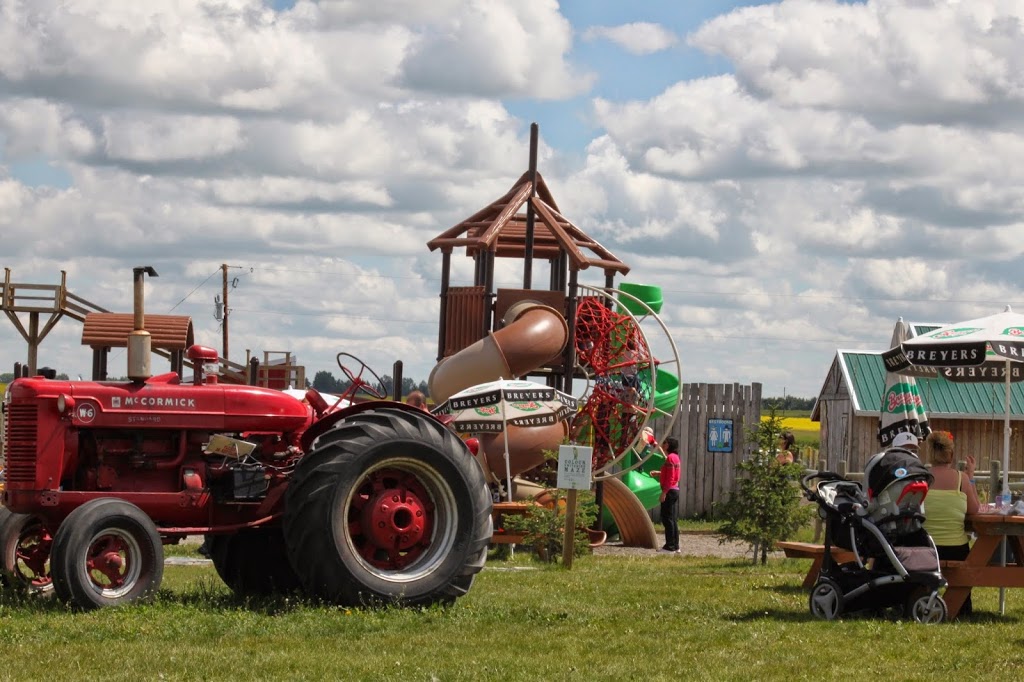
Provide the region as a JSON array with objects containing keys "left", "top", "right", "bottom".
[
  {"left": 809, "top": 578, "right": 844, "bottom": 621},
  {"left": 906, "top": 591, "right": 947, "bottom": 624}
]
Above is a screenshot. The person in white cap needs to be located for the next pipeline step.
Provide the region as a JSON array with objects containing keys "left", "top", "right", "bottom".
[
  {"left": 863, "top": 431, "right": 920, "bottom": 496},
  {"left": 891, "top": 431, "right": 920, "bottom": 453}
]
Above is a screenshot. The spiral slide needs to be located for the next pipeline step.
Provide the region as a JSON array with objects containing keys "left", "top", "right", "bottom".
[
  {"left": 428, "top": 300, "right": 570, "bottom": 490},
  {"left": 599, "top": 283, "right": 681, "bottom": 534}
]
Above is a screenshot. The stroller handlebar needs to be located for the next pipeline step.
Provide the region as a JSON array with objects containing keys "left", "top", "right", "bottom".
[{"left": 800, "top": 470, "right": 848, "bottom": 499}]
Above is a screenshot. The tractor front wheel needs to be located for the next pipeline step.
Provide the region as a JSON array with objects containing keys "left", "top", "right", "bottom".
[
  {"left": 284, "top": 407, "right": 492, "bottom": 607},
  {"left": 51, "top": 499, "right": 164, "bottom": 610},
  {"left": 0, "top": 508, "right": 54, "bottom": 596}
]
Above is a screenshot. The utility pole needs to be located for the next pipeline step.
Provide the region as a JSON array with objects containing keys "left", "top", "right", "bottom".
[{"left": 221, "top": 263, "right": 229, "bottom": 363}]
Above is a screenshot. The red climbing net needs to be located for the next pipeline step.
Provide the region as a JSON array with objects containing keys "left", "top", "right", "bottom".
[{"left": 572, "top": 297, "right": 655, "bottom": 471}]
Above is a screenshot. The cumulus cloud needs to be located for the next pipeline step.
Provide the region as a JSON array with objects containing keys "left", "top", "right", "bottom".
[
  {"left": 583, "top": 22, "right": 678, "bottom": 55},
  {"left": 4, "top": 0, "right": 1024, "bottom": 400},
  {"left": 690, "top": 0, "right": 1024, "bottom": 123},
  {"left": 399, "top": 0, "right": 593, "bottom": 98}
]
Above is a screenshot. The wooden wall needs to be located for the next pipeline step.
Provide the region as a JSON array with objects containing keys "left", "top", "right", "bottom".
[
  {"left": 817, "top": 353, "right": 1024, "bottom": 475},
  {"left": 832, "top": 414, "right": 1024, "bottom": 474},
  {"left": 651, "top": 382, "right": 762, "bottom": 518}
]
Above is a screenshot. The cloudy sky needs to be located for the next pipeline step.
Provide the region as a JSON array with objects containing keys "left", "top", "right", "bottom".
[{"left": 2, "top": 0, "right": 1023, "bottom": 400}]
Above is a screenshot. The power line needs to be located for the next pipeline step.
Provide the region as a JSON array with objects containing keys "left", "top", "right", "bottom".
[
  {"left": 167, "top": 270, "right": 220, "bottom": 312},
  {"left": 229, "top": 307, "right": 437, "bottom": 325}
]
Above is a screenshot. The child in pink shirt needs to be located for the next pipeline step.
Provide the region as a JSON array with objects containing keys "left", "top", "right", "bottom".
[{"left": 658, "top": 437, "right": 681, "bottom": 552}]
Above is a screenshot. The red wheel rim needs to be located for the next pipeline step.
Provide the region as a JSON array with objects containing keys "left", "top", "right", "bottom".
[
  {"left": 84, "top": 532, "right": 138, "bottom": 593},
  {"left": 14, "top": 522, "right": 53, "bottom": 590},
  {"left": 348, "top": 467, "right": 434, "bottom": 570}
]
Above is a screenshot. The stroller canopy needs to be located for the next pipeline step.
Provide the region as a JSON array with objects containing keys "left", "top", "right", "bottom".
[{"left": 866, "top": 448, "right": 932, "bottom": 499}]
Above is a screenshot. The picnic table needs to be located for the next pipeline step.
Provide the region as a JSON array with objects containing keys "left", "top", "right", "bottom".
[
  {"left": 941, "top": 513, "right": 1024, "bottom": 619},
  {"left": 777, "top": 541, "right": 857, "bottom": 588}
]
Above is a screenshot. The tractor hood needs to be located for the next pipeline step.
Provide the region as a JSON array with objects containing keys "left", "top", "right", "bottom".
[{"left": 10, "top": 375, "right": 314, "bottom": 433}]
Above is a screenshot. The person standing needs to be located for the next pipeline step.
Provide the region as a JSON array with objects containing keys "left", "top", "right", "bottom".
[
  {"left": 657, "top": 437, "right": 681, "bottom": 553},
  {"left": 776, "top": 431, "right": 796, "bottom": 465}
]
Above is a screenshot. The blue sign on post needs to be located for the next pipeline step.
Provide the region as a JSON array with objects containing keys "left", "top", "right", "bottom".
[{"left": 707, "top": 418, "right": 733, "bottom": 453}]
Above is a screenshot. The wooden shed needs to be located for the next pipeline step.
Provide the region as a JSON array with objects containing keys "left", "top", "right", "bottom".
[
  {"left": 81, "top": 312, "right": 194, "bottom": 379},
  {"left": 812, "top": 348, "right": 1024, "bottom": 474}
]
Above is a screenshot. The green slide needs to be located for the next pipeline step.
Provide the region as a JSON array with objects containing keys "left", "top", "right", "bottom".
[{"left": 600, "top": 281, "right": 682, "bottom": 532}]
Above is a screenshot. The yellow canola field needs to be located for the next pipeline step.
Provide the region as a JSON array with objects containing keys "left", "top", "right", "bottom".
[{"left": 780, "top": 417, "right": 818, "bottom": 433}]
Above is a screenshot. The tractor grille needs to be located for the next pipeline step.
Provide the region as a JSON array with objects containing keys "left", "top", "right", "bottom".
[{"left": 4, "top": 404, "right": 38, "bottom": 484}]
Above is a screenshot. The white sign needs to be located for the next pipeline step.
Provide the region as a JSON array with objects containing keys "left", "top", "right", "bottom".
[{"left": 556, "top": 444, "right": 593, "bottom": 490}]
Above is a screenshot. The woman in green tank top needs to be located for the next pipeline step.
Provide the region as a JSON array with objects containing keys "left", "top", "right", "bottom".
[{"left": 923, "top": 431, "right": 980, "bottom": 617}]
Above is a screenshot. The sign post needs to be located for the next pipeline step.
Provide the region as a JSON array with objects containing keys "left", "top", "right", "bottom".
[{"left": 557, "top": 444, "right": 593, "bottom": 569}]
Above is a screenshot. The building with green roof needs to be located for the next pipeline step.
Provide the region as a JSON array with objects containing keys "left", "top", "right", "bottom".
[{"left": 813, "top": 344, "right": 1024, "bottom": 475}]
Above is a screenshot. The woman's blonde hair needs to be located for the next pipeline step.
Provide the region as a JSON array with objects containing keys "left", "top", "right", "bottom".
[{"left": 926, "top": 430, "right": 955, "bottom": 465}]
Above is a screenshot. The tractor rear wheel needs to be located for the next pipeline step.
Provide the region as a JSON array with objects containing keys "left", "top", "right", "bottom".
[
  {"left": 0, "top": 508, "right": 54, "bottom": 596},
  {"left": 284, "top": 407, "right": 491, "bottom": 607},
  {"left": 207, "top": 527, "right": 302, "bottom": 597},
  {"left": 51, "top": 499, "right": 164, "bottom": 610}
]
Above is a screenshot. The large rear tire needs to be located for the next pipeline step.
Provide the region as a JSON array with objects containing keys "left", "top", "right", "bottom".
[
  {"left": 284, "top": 408, "right": 491, "bottom": 607},
  {"left": 207, "top": 527, "right": 302, "bottom": 597},
  {"left": 0, "top": 508, "right": 54, "bottom": 596},
  {"left": 51, "top": 499, "right": 164, "bottom": 610}
]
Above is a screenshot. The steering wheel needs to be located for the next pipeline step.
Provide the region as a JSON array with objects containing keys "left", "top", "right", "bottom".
[{"left": 336, "top": 352, "right": 388, "bottom": 399}]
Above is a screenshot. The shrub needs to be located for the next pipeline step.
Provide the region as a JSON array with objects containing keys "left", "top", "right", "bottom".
[
  {"left": 716, "top": 405, "right": 814, "bottom": 564},
  {"left": 502, "top": 488, "right": 598, "bottom": 564}
]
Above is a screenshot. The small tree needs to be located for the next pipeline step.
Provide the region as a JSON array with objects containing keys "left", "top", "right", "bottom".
[
  {"left": 501, "top": 449, "right": 598, "bottom": 564},
  {"left": 502, "top": 488, "right": 598, "bottom": 563},
  {"left": 716, "top": 406, "right": 814, "bottom": 564}
]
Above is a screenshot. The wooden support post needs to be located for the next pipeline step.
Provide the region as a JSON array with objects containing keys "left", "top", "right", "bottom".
[
  {"left": 221, "top": 263, "right": 229, "bottom": 363},
  {"left": 561, "top": 488, "right": 578, "bottom": 569}
]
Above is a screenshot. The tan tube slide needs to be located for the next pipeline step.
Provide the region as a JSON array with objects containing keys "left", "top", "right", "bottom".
[{"left": 428, "top": 300, "right": 569, "bottom": 492}]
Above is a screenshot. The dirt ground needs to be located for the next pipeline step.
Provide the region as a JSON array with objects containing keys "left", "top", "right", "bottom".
[{"left": 592, "top": 532, "right": 781, "bottom": 560}]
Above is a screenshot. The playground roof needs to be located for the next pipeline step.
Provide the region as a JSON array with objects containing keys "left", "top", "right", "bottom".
[{"left": 427, "top": 171, "right": 630, "bottom": 275}]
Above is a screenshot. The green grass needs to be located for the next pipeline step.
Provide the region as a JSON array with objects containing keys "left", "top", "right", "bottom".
[{"left": 2, "top": 541, "right": 1021, "bottom": 681}]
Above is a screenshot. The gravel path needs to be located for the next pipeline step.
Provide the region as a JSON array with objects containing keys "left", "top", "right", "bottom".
[{"left": 593, "top": 532, "right": 782, "bottom": 560}]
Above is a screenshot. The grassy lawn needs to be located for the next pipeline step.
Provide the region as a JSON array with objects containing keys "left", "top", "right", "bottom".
[{"left": 2, "top": 543, "right": 1021, "bottom": 681}]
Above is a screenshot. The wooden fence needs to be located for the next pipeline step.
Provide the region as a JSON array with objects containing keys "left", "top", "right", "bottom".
[{"left": 651, "top": 382, "right": 762, "bottom": 518}]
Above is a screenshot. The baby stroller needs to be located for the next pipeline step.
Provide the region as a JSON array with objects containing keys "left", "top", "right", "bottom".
[{"left": 800, "top": 449, "right": 947, "bottom": 623}]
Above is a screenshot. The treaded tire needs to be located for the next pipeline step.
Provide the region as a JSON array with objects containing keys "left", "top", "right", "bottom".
[
  {"left": 207, "top": 527, "right": 302, "bottom": 597},
  {"left": 51, "top": 498, "right": 164, "bottom": 610},
  {"left": 0, "top": 508, "right": 54, "bottom": 596},
  {"left": 284, "top": 408, "right": 491, "bottom": 607}
]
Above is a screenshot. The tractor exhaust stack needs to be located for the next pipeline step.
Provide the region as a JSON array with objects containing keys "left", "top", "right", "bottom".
[{"left": 127, "top": 266, "right": 159, "bottom": 382}]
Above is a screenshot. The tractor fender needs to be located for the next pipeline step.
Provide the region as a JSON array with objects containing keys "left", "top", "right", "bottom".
[{"left": 299, "top": 401, "right": 445, "bottom": 454}]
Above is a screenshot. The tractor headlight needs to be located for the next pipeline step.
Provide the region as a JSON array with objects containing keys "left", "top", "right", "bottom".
[{"left": 57, "top": 393, "right": 75, "bottom": 415}]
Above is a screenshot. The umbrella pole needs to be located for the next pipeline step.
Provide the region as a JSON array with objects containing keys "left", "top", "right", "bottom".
[
  {"left": 502, "top": 396, "right": 514, "bottom": 558},
  {"left": 1000, "top": 364, "right": 1012, "bottom": 614},
  {"left": 1002, "top": 365, "right": 1012, "bottom": 497}
]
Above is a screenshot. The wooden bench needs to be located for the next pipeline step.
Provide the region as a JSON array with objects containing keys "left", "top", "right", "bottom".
[
  {"left": 777, "top": 541, "right": 858, "bottom": 588},
  {"left": 491, "top": 502, "right": 532, "bottom": 545}
]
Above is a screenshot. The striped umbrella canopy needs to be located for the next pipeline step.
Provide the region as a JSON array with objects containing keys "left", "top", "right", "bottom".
[
  {"left": 433, "top": 378, "right": 578, "bottom": 500},
  {"left": 878, "top": 318, "right": 931, "bottom": 448},
  {"left": 886, "top": 306, "right": 1024, "bottom": 498}
]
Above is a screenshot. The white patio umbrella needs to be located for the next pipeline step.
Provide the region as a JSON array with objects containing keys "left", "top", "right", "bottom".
[
  {"left": 891, "top": 306, "right": 1024, "bottom": 499},
  {"left": 878, "top": 318, "right": 932, "bottom": 447},
  {"left": 433, "top": 378, "right": 579, "bottom": 502}
]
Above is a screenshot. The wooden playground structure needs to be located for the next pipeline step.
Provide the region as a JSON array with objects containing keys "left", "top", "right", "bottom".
[{"left": 1, "top": 268, "right": 303, "bottom": 388}]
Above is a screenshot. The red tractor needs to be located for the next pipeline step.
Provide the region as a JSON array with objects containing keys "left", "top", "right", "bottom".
[{"left": 0, "top": 344, "right": 492, "bottom": 610}]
